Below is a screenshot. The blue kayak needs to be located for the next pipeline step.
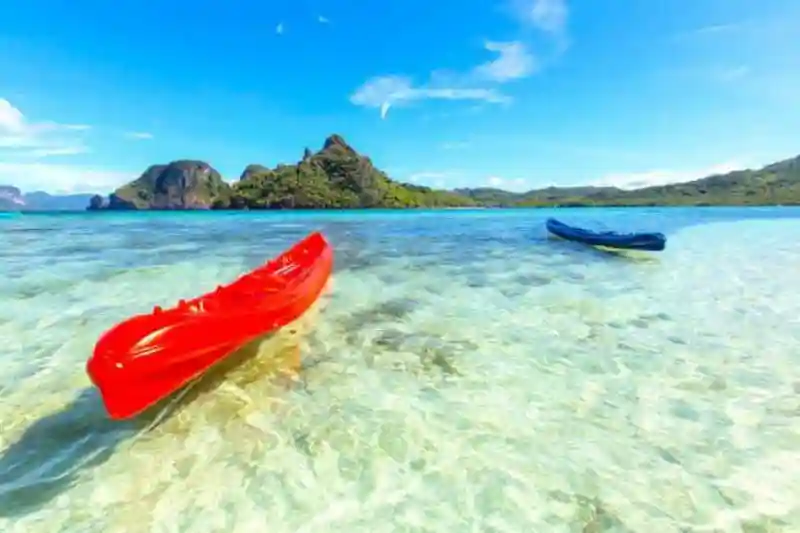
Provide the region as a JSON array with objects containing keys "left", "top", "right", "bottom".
[{"left": 545, "top": 218, "right": 667, "bottom": 251}]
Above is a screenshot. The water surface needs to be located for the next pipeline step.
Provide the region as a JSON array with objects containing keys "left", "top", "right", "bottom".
[{"left": 1, "top": 207, "right": 799, "bottom": 532}]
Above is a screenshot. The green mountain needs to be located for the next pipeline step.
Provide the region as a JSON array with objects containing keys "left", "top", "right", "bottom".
[
  {"left": 85, "top": 137, "right": 800, "bottom": 211},
  {"left": 89, "top": 160, "right": 232, "bottom": 210},
  {"left": 223, "top": 135, "right": 473, "bottom": 209},
  {"left": 458, "top": 155, "right": 800, "bottom": 207},
  {"left": 89, "top": 135, "right": 474, "bottom": 210}
]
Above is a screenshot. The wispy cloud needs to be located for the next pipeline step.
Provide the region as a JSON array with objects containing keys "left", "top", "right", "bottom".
[
  {"left": 61, "top": 124, "right": 92, "bottom": 131},
  {"left": 0, "top": 161, "right": 135, "bottom": 194},
  {"left": 317, "top": 15, "right": 329, "bottom": 24},
  {"left": 18, "top": 146, "right": 89, "bottom": 157},
  {"left": 408, "top": 171, "right": 450, "bottom": 183},
  {"left": 674, "top": 22, "right": 743, "bottom": 41},
  {"left": 661, "top": 63, "right": 752, "bottom": 84},
  {"left": 351, "top": 0, "right": 567, "bottom": 119},
  {"left": 487, "top": 175, "right": 528, "bottom": 191},
  {"left": 715, "top": 65, "right": 750, "bottom": 81},
  {"left": 350, "top": 75, "right": 509, "bottom": 119},
  {"left": 124, "top": 131, "right": 153, "bottom": 140},
  {"left": 509, "top": 0, "right": 568, "bottom": 35},
  {"left": 506, "top": 0, "right": 571, "bottom": 55},
  {"left": 0, "top": 98, "right": 136, "bottom": 193},
  {"left": 350, "top": 40, "right": 534, "bottom": 118},
  {"left": 590, "top": 160, "right": 746, "bottom": 190},
  {"left": 674, "top": 11, "right": 800, "bottom": 43},
  {"left": 0, "top": 98, "right": 90, "bottom": 158},
  {"left": 405, "top": 170, "right": 467, "bottom": 188},
  {"left": 473, "top": 41, "right": 538, "bottom": 82},
  {"left": 693, "top": 23, "right": 741, "bottom": 35},
  {"left": 275, "top": 22, "right": 284, "bottom": 35}
]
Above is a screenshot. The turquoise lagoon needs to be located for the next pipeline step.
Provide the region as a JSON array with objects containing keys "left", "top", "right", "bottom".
[{"left": 1, "top": 207, "right": 799, "bottom": 532}]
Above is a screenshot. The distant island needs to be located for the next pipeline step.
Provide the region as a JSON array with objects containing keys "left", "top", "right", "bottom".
[
  {"left": 86, "top": 135, "right": 474, "bottom": 211},
  {"left": 0, "top": 186, "right": 95, "bottom": 211},
  {"left": 1, "top": 134, "right": 798, "bottom": 212},
  {"left": 86, "top": 135, "right": 799, "bottom": 210}
]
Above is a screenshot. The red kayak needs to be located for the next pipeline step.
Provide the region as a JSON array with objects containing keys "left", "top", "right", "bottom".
[{"left": 87, "top": 231, "right": 333, "bottom": 420}]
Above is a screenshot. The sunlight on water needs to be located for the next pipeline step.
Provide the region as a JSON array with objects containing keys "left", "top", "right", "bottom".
[{"left": 1, "top": 209, "right": 799, "bottom": 532}]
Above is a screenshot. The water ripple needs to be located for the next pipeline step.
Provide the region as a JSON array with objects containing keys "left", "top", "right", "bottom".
[{"left": 1, "top": 207, "right": 799, "bottom": 532}]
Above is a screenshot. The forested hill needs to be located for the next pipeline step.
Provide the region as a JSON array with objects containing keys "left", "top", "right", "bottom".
[{"left": 83, "top": 142, "right": 800, "bottom": 210}]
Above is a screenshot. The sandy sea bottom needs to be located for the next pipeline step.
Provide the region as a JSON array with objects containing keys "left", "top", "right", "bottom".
[{"left": 1, "top": 214, "right": 799, "bottom": 532}]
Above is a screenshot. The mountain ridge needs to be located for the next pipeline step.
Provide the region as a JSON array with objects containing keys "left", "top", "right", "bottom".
[
  {"left": 0, "top": 187, "right": 96, "bottom": 211},
  {"left": 3, "top": 137, "right": 798, "bottom": 211},
  {"left": 86, "top": 136, "right": 798, "bottom": 209}
]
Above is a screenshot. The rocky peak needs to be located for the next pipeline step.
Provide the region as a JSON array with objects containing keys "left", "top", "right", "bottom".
[
  {"left": 321, "top": 134, "right": 357, "bottom": 156},
  {"left": 89, "top": 159, "right": 231, "bottom": 210},
  {"left": 0, "top": 185, "right": 25, "bottom": 209},
  {"left": 0, "top": 185, "right": 23, "bottom": 202},
  {"left": 87, "top": 194, "right": 107, "bottom": 210},
  {"left": 239, "top": 164, "right": 270, "bottom": 181},
  {"left": 763, "top": 154, "right": 800, "bottom": 174}
]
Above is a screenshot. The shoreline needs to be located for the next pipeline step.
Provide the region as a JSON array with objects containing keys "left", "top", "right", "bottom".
[{"left": 4, "top": 203, "right": 797, "bottom": 215}]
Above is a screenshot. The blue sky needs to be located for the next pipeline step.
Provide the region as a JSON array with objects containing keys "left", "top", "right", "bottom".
[{"left": 0, "top": 0, "right": 798, "bottom": 194}]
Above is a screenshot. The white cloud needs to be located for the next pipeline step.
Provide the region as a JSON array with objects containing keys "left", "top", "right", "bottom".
[
  {"left": 124, "top": 131, "right": 153, "bottom": 140},
  {"left": 715, "top": 65, "right": 750, "bottom": 81},
  {"left": 0, "top": 98, "right": 91, "bottom": 157},
  {"left": 672, "top": 22, "right": 745, "bottom": 42},
  {"left": 318, "top": 15, "right": 329, "bottom": 24},
  {"left": 408, "top": 171, "right": 459, "bottom": 184},
  {"left": 591, "top": 161, "right": 745, "bottom": 190},
  {"left": 62, "top": 124, "right": 92, "bottom": 131},
  {"left": 690, "top": 23, "right": 741, "bottom": 36},
  {"left": 349, "top": 0, "right": 569, "bottom": 119},
  {"left": 510, "top": 0, "right": 568, "bottom": 35},
  {"left": 0, "top": 98, "right": 138, "bottom": 194},
  {"left": 659, "top": 63, "right": 753, "bottom": 85},
  {"left": 275, "top": 23, "right": 284, "bottom": 35},
  {"left": 487, "top": 176, "right": 528, "bottom": 191},
  {"left": 350, "top": 41, "right": 535, "bottom": 118},
  {"left": 0, "top": 98, "right": 26, "bottom": 133},
  {"left": 350, "top": 75, "right": 508, "bottom": 119},
  {"left": 0, "top": 161, "right": 135, "bottom": 194},
  {"left": 407, "top": 170, "right": 474, "bottom": 189},
  {"left": 19, "top": 146, "right": 89, "bottom": 157},
  {"left": 473, "top": 41, "right": 537, "bottom": 82}
]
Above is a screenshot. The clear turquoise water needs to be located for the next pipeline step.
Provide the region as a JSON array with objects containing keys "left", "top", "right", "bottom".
[{"left": 1, "top": 207, "right": 799, "bottom": 532}]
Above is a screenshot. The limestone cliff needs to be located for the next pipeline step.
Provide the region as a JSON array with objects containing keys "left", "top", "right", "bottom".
[{"left": 88, "top": 160, "right": 232, "bottom": 210}]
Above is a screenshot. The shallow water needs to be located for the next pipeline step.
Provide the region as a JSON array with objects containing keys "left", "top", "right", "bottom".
[{"left": 1, "top": 207, "right": 800, "bottom": 532}]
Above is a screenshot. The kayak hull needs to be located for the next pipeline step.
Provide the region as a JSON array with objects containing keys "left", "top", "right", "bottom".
[
  {"left": 86, "top": 231, "right": 334, "bottom": 420},
  {"left": 545, "top": 218, "right": 666, "bottom": 251}
]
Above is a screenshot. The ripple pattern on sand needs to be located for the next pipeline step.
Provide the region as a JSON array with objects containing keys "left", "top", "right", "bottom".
[{"left": 1, "top": 208, "right": 799, "bottom": 532}]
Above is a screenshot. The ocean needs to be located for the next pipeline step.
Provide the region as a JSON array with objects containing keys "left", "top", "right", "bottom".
[{"left": 1, "top": 207, "right": 799, "bottom": 532}]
